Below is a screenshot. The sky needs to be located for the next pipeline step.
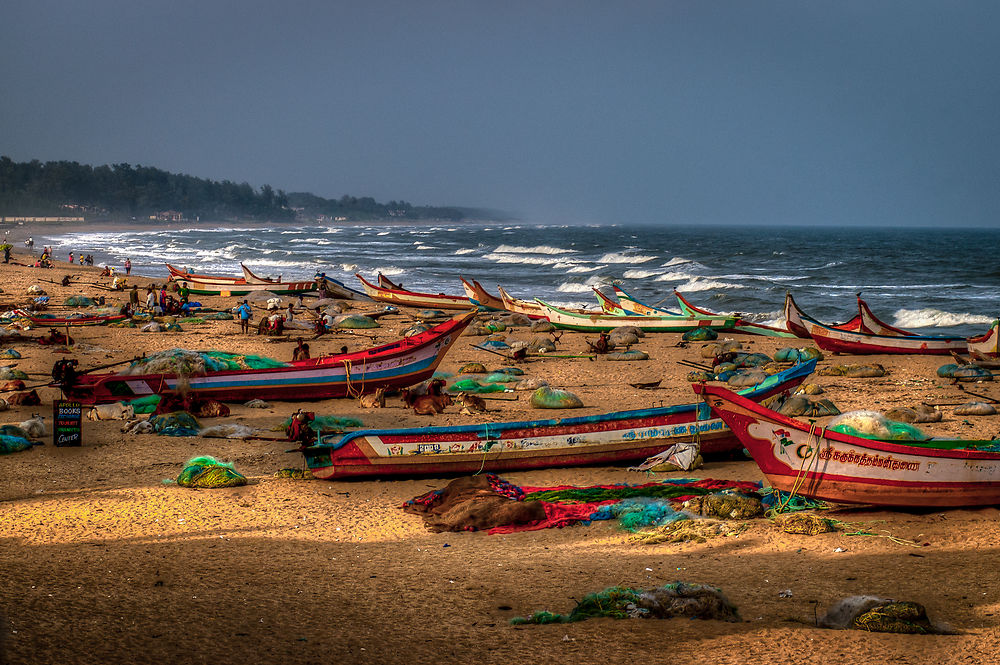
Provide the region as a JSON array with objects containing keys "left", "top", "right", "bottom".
[{"left": 3, "top": 1, "right": 1000, "bottom": 227}]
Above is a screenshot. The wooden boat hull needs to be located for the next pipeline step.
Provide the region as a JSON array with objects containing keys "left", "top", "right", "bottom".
[
  {"left": 792, "top": 299, "right": 968, "bottom": 355},
  {"left": 535, "top": 299, "right": 735, "bottom": 333},
  {"left": 672, "top": 290, "right": 796, "bottom": 337},
  {"left": 176, "top": 276, "right": 317, "bottom": 296},
  {"left": 696, "top": 383, "right": 1000, "bottom": 507},
  {"left": 21, "top": 312, "right": 128, "bottom": 327},
  {"left": 61, "top": 312, "right": 476, "bottom": 404},
  {"left": 460, "top": 278, "right": 505, "bottom": 311},
  {"left": 166, "top": 263, "right": 246, "bottom": 285},
  {"left": 967, "top": 321, "right": 1000, "bottom": 358},
  {"left": 303, "top": 360, "right": 818, "bottom": 479},
  {"left": 315, "top": 275, "right": 369, "bottom": 300},
  {"left": 356, "top": 273, "right": 473, "bottom": 310},
  {"left": 611, "top": 286, "right": 680, "bottom": 316}
]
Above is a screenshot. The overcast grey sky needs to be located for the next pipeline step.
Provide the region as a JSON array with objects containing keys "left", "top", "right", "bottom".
[{"left": 3, "top": 1, "right": 999, "bottom": 226}]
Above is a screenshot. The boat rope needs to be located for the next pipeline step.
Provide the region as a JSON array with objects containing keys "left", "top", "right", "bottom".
[
  {"left": 473, "top": 423, "right": 493, "bottom": 476},
  {"left": 773, "top": 421, "right": 824, "bottom": 515},
  {"left": 341, "top": 357, "right": 368, "bottom": 399}
]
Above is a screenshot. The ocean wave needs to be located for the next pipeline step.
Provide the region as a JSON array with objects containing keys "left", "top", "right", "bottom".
[
  {"left": 566, "top": 265, "right": 606, "bottom": 273},
  {"left": 892, "top": 308, "right": 994, "bottom": 329},
  {"left": 377, "top": 231, "right": 390, "bottom": 236},
  {"left": 675, "top": 277, "right": 743, "bottom": 292},
  {"left": 483, "top": 252, "right": 562, "bottom": 266},
  {"left": 662, "top": 257, "right": 692, "bottom": 267},
  {"left": 454, "top": 248, "right": 477, "bottom": 255},
  {"left": 339, "top": 263, "right": 359, "bottom": 272},
  {"left": 289, "top": 237, "right": 335, "bottom": 245},
  {"left": 555, "top": 276, "right": 610, "bottom": 293},
  {"left": 493, "top": 244, "right": 577, "bottom": 255},
  {"left": 371, "top": 266, "right": 406, "bottom": 277},
  {"left": 654, "top": 271, "right": 699, "bottom": 282},
  {"left": 622, "top": 268, "right": 666, "bottom": 279},
  {"left": 598, "top": 252, "right": 657, "bottom": 264}
]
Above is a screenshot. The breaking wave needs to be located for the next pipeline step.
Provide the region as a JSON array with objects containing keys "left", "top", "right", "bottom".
[{"left": 892, "top": 309, "right": 994, "bottom": 329}]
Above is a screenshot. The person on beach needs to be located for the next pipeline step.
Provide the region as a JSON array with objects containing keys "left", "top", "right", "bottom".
[
  {"left": 177, "top": 282, "right": 190, "bottom": 304},
  {"left": 159, "top": 286, "right": 167, "bottom": 309},
  {"left": 145, "top": 288, "right": 156, "bottom": 312},
  {"left": 68, "top": 251, "right": 74, "bottom": 264},
  {"left": 2, "top": 245, "right": 10, "bottom": 264},
  {"left": 286, "top": 303, "right": 295, "bottom": 321},
  {"left": 236, "top": 300, "right": 253, "bottom": 334},
  {"left": 124, "top": 258, "right": 131, "bottom": 275},
  {"left": 129, "top": 285, "right": 139, "bottom": 309}
]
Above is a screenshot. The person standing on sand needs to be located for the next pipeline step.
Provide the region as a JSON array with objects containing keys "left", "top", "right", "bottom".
[
  {"left": 2, "top": 245, "right": 10, "bottom": 264},
  {"left": 129, "top": 285, "right": 139, "bottom": 309},
  {"left": 235, "top": 300, "right": 253, "bottom": 334},
  {"left": 124, "top": 258, "right": 131, "bottom": 275},
  {"left": 286, "top": 303, "right": 295, "bottom": 321},
  {"left": 69, "top": 251, "right": 74, "bottom": 264},
  {"left": 145, "top": 288, "right": 155, "bottom": 312}
]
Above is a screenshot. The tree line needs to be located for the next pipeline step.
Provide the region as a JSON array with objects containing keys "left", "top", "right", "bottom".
[{"left": 0, "top": 156, "right": 505, "bottom": 223}]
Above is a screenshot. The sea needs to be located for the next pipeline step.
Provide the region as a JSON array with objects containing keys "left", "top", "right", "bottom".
[{"left": 37, "top": 222, "right": 1000, "bottom": 337}]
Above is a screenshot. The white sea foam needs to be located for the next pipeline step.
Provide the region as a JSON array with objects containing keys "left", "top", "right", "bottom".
[
  {"left": 340, "top": 263, "right": 359, "bottom": 272},
  {"left": 416, "top": 245, "right": 437, "bottom": 250},
  {"left": 662, "top": 257, "right": 692, "bottom": 267},
  {"left": 493, "top": 244, "right": 577, "bottom": 255},
  {"left": 555, "top": 276, "right": 610, "bottom": 293},
  {"left": 566, "top": 265, "right": 606, "bottom": 273},
  {"left": 483, "top": 252, "right": 562, "bottom": 266},
  {"left": 377, "top": 231, "right": 390, "bottom": 236},
  {"left": 654, "top": 271, "right": 698, "bottom": 282},
  {"left": 454, "top": 248, "right": 477, "bottom": 255},
  {"left": 598, "top": 252, "right": 657, "bottom": 264},
  {"left": 892, "top": 309, "right": 994, "bottom": 329},
  {"left": 372, "top": 266, "right": 406, "bottom": 276}
]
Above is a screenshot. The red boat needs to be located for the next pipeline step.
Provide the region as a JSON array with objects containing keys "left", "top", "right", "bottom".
[
  {"left": 356, "top": 273, "right": 473, "bottom": 310},
  {"left": 60, "top": 312, "right": 477, "bottom": 404}
]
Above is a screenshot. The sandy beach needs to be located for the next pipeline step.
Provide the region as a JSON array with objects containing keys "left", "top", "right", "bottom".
[{"left": 2, "top": 246, "right": 999, "bottom": 665}]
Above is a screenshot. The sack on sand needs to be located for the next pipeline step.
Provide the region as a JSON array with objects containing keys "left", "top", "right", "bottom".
[{"left": 530, "top": 387, "right": 583, "bottom": 409}]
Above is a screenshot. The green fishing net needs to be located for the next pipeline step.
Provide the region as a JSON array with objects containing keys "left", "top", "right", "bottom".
[{"left": 176, "top": 455, "right": 247, "bottom": 488}]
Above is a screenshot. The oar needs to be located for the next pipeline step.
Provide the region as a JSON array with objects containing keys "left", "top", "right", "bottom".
[{"left": 677, "top": 359, "right": 714, "bottom": 371}]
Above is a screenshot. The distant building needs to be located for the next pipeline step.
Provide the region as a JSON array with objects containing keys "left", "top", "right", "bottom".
[{"left": 150, "top": 210, "right": 185, "bottom": 221}]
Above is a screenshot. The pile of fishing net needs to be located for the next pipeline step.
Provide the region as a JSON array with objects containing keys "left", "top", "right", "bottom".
[
  {"left": 277, "top": 414, "right": 362, "bottom": 435},
  {"left": 773, "top": 347, "right": 824, "bottom": 363},
  {"left": 64, "top": 295, "right": 95, "bottom": 307},
  {"left": 402, "top": 475, "right": 764, "bottom": 534},
  {"left": 773, "top": 394, "right": 841, "bottom": 417},
  {"left": 529, "top": 386, "right": 583, "bottom": 409},
  {"left": 511, "top": 582, "right": 740, "bottom": 625},
  {"left": 632, "top": 520, "right": 748, "bottom": 545},
  {"left": 150, "top": 411, "right": 201, "bottom": 436},
  {"left": 173, "top": 455, "right": 247, "bottom": 488},
  {"left": 682, "top": 327, "right": 718, "bottom": 342},
  {"left": 818, "top": 363, "right": 887, "bottom": 378},
  {"left": 828, "top": 410, "right": 928, "bottom": 441},
  {"left": 203, "top": 311, "right": 234, "bottom": 320},
  {"left": 0, "top": 433, "right": 35, "bottom": 454},
  {"left": 119, "top": 349, "right": 289, "bottom": 376},
  {"left": 448, "top": 378, "right": 507, "bottom": 393},
  {"left": 819, "top": 596, "right": 954, "bottom": 634}
]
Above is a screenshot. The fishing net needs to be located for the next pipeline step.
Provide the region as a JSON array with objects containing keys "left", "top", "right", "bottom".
[
  {"left": 483, "top": 372, "right": 521, "bottom": 383},
  {"left": 818, "top": 364, "right": 887, "bottom": 378},
  {"left": 727, "top": 370, "right": 768, "bottom": 388},
  {"left": 449, "top": 378, "right": 506, "bottom": 393},
  {"left": 333, "top": 314, "right": 378, "bottom": 329},
  {"left": 682, "top": 328, "right": 717, "bottom": 341},
  {"left": 64, "top": 295, "right": 95, "bottom": 307},
  {"left": 952, "top": 366, "right": 993, "bottom": 382},
  {"left": 274, "top": 467, "right": 311, "bottom": 479},
  {"left": 936, "top": 363, "right": 959, "bottom": 378},
  {"left": 126, "top": 394, "right": 161, "bottom": 414},
  {"left": 885, "top": 406, "right": 942, "bottom": 423},
  {"left": 773, "top": 512, "right": 838, "bottom": 535},
  {"left": 774, "top": 347, "right": 823, "bottom": 363},
  {"left": 0, "top": 434, "right": 33, "bottom": 454},
  {"left": 734, "top": 352, "right": 772, "bottom": 368},
  {"left": 0, "top": 349, "right": 20, "bottom": 359},
  {"left": 687, "top": 370, "right": 715, "bottom": 382},
  {"left": 682, "top": 491, "right": 764, "bottom": 519},
  {"left": 175, "top": 455, "right": 247, "bottom": 488},
  {"left": 828, "top": 410, "right": 928, "bottom": 441},
  {"left": 492, "top": 367, "right": 523, "bottom": 376},
  {"left": 590, "top": 498, "right": 689, "bottom": 531},
  {"left": 511, "top": 582, "right": 740, "bottom": 624},
  {"left": 529, "top": 386, "right": 583, "bottom": 409},
  {"left": 458, "top": 363, "right": 486, "bottom": 374},
  {"left": 119, "top": 349, "right": 289, "bottom": 376},
  {"left": 633, "top": 520, "right": 747, "bottom": 545},
  {"left": 524, "top": 482, "right": 724, "bottom": 504},
  {"left": 0, "top": 367, "right": 28, "bottom": 380},
  {"left": 150, "top": 411, "right": 201, "bottom": 437},
  {"left": 203, "top": 311, "right": 234, "bottom": 320},
  {"left": 109, "top": 320, "right": 137, "bottom": 328},
  {"left": 853, "top": 602, "right": 936, "bottom": 634}
]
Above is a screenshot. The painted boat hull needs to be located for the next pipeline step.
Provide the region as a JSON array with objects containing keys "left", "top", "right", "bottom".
[
  {"left": 303, "top": 360, "right": 817, "bottom": 479},
  {"left": 61, "top": 312, "right": 476, "bottom": 404},
  {"left": 672, "top": 290, "right": 795, "bottom": 337},
  {"left": 967, "top": 321, "right": 1000, "bottom": 358},
  {"left": 178, "top": 277, "right": 317, "bottom": 296},
  {"left": 315, "top": 275, "right": 370, "bottom": 300},
  {"left": 356, "top": 273, "right": 473, "bottom": 310},
  {"left": 460, "top": 278, "right": 505, "bottom": 311},
  {"left": 24, "top": 314, "right": 128, "bottom": 327},
  {"left": 793, "top": 301, "right": 967, "bottom": 355},
  {"left": 166, "top": 263, "right": 246, "bottom": 285},
  {"left": 696, "top": 383, "right": 1000, "bottom": 507},
  {"left": 535, "top": 299, "right": 735, "bottom": 333}
]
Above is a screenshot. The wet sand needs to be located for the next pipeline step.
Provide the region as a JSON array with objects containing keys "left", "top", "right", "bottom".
[{"left": 1, "top": 247, "right": 999, "bottom": 664}]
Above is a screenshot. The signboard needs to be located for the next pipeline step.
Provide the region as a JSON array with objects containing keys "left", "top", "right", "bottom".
[{"left": 53, "top": 400, "right": 82, "bottom": 447}]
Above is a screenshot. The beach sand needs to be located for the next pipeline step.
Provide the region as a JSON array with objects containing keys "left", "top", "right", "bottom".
[{"left": 2, "top": 248, "right": 999, "bottom": 664}]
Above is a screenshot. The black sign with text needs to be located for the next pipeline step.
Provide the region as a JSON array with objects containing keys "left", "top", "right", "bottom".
[{"left": 53, "top": 400, "right": 82, "bottom": 447}]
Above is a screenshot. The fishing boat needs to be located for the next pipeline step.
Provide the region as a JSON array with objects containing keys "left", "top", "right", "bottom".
[
  {"left": 356, "top": 273, "right": 473, "bottom": 310},
  {"left": 534, "top": 299, "right": 735, "bottom": 333},
  {"left": 788, "top": 296, "right": 969, "bottom": 355},
  {"left": 18, "top": 311, "right": 128, "bottom": 327},
  {"left": 302, "top": 360, "right": 817, "bottom": 479},
  {"left": 966, "top": 320, "right": 999, "bottom": 358},
  {"left": 782, "top": 292, "right": 916, "bottom": 340},
  {"left": 166, "top": 263, "right": 248, "bottom": 286},
  {"left": 496, "top": 285, "right": 548, "bottom": 319},
  {"left": 610, "top": 286, "right": 680, "bottom": 316},
  {"left": 173, "top": 274, "right": 316, "bottom": 296},
  {"left": 460, "top": 278, "right": 505, "bottom": 311},
  {"left": 696, "top": 383, "right": 1000, "bottom": 507},
  {"left": 313, "top": 273, "right": 370, "bottom": 300},
  {"left": 60, "top": 312, "right": 477, "bottom": 404},
  {"left": 672, "top": 291, "right": 796, "bottom": 337},
  {"left": 591, "top": 288, "right": 628, "bottom": 316}
]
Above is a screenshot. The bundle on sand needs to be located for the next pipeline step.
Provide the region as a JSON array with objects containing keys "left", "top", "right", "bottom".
[
  {"left": 885, "top": 405, "right": 942, "bottom": 423},
  {"left": 773, "top": 512, "right": 838, "bottom": 535},
  {"left": 774, "top": 394, "right": 841, "bottom": 417},
  {"left": 818, "top": 596, "right": 954, "bottom": 634},
  {"left": 818, "top": 363, "right": 887, "bottom": 378},
  {"left": 175, "top": 455, "right": 247, "bottom": 489},
  {"left": 0, "top": 434, "right": 34, "bottom": 455},
  {"left": 274, "top": 467, "right": 311, "bottom": 479},
  {"left": 681, "top": 491, "right": 764, "bottom": 520},
  {"left": 682, "top": 328, "right": 717, "bottom": 342},
  {"left": 529, "top": 386, "right": 583, "bottom": 409},
  {"left": 150, "top": 411, "right": 201, "bottom": 437},
  {"left": 773, "top": 347, "right": 823, "bottom": 363},
  {"left": 199, "top": 423, "right": 255, "bottom": 439},
  {"left": 402, "top": 475, "right": 545, "bottom": 533},
  {"left": 511, "top": 582, "right": 740, "bottom": 624},
  {"left": 828, "top": 410, "right": 927, "bottom": 441},
  {"left": 278, "top": 414, "right": 362, "bottom": 434},
  {"left": 954, "top": 401, "right": 997, "bottom": 416}
]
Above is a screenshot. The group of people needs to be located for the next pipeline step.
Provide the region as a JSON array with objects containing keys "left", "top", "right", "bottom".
[{"left": 67, "top": 252, "right": 96, "bottom": 267}]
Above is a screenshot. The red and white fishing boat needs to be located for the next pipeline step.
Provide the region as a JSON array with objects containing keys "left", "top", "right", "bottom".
[
  {"left": 356, "top": 273, "right": 473, "bottom": 310},
  {"left": 696, "top": 383, "right": 1000, "bottom": 507},
  {"left": 460, "top": 278, "right": 505, "bottom": 311},
  {"left": 967, "top": 320, "right": 1000, "bottom": 358},
  {"left": 166, "top": 263, "right": 247, "bottom": 285},
  {"left": 60, "top": 312, "right": 476, "bottom": 404},
  {"left": 302, "top": 360, "right": 817, "bottom": 479},
  {"left": 535, "top": 299, "right": 735, "bottom": 333},
  {"left": 17, "top": 311, "right": 128, "bottom": 327},
  {"left": 788, "top": 295, "right": 969, "bottom": 355},
  {"left": 672, "top": 291, "right": 796, "bottom": 337}
]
